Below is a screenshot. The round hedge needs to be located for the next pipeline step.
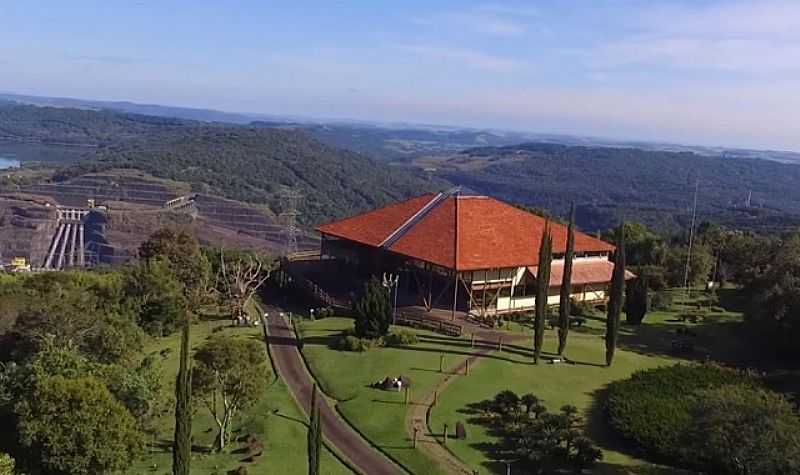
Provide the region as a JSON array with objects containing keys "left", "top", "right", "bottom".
[{"left": 606, "top": 364, "right": 757, "bottom": 464}]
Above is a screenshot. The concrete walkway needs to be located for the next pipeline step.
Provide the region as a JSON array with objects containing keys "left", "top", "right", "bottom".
[{"left": 262, "top": 308, "right": 404, "bottom": 475}]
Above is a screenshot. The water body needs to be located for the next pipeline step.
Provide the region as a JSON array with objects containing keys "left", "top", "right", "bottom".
[
  {"left": 0, "top": 157, "right": 20, "bottom": 169},
  {"left": 0, "top": 141, "right": 89, "bottom": 167}
]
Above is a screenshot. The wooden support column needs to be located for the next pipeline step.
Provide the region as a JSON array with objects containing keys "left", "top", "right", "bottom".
[
  {"left": 426, "top": 264, "right": 434, "bottom": 311},
  {"left": 482, "top": 269, "right": 488, "bottom": 317},
  {"left": 451, "top": 270, "right": 459, "bottom": 321}
]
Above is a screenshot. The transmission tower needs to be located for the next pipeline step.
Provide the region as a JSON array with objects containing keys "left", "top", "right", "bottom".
[{"left": 278, "top": 187, "right": 303, "bottom": 255}]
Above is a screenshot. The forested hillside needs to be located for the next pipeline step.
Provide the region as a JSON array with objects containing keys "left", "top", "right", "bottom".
[
  {"left": 0, "top": 102, "right": 196, "bottom": 145},
  {"left": 68, "top": 127, "right": 445, "bottom": 224},
  {"left": 433, "top": 143, "right": 800, "bottom": 232}
]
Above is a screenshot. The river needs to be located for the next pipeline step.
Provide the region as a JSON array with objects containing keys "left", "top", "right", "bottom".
[{"left": 0, "top": 141, "right": 89, "bottom": 168}]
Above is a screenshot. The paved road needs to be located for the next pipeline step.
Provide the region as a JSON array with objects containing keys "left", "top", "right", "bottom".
[{"left": 262, "top": 310, "right": 404, "bottom": 475}]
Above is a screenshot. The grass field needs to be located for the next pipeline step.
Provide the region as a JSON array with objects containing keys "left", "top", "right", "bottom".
[
  {"left": 429, "top": 289, "right": 747, "bottom": 474},
  {"left": 297, "top": 317, "right": 480, "bottom": 475},
  {"left": 129, "top": 316, "right": 353, "bottom": 475},
  {"left": 294, "top": 289, "right": 746, "bottom": 475}
]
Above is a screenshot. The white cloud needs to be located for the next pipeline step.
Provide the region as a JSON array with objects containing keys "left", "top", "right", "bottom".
[{"left": 593, "top": 1, "right": 800, "bottom": 75}]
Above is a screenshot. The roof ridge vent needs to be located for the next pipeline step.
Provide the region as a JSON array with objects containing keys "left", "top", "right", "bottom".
[{"left": 379, "top": 187, "right": 460, "bottom": 249}]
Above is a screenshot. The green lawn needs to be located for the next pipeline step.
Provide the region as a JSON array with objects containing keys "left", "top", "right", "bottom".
[
  {"left": 429, "top": 289, "right": 747, "bottom": 475},
  {"left": 130, "top": 316, "right": 353, "bottom": 475},
  {"left": 293, "top": 289, "right": 746, "bottom": 475},
  {"left": 297, "top": 317, "right": 478, "bottom": 475}
]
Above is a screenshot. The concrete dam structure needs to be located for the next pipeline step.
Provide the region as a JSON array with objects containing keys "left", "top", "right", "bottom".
[{"left": 43, "top": 207, "right": 91, "bottom": 270}]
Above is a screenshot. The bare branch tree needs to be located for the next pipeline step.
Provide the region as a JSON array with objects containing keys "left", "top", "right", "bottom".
[{"left": 218, "top": 251, "right": 271, "bottom": 323}]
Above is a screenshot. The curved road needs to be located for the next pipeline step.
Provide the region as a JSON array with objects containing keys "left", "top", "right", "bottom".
[{"left": 263, "top": 310, "right": 404, "bottom": 475}]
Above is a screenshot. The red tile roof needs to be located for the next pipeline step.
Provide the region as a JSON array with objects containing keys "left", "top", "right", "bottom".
[
  {"left": 532, "top": 260, "right": 636, "bottom": 287},
  {"left": 317, "top": 194, "right": 615, "bottom": 271}
]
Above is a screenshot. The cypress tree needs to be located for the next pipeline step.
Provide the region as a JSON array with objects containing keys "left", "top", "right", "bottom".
[
  {"left": 353, "top": 277, "right": 392, "bottom": 339},
  {"left": 172, "top": 317, "right": 192, "bottom": 475},
  {"left": 308, "top": 384, "right": 321, "bottom": 475},
  {"left": 605, "top": 223, "right": 627, "bottom": 366},
  {"left": 558, "top": 204, "right": 576, "bottom": 355},
  {"left": 534, "top": 221, "right": 553, "bottom": 364},
  {"left": 624, "top": 275, "right": 649, "bottom": 325}
]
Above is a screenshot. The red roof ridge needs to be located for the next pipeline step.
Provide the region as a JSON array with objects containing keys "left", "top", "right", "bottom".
[{"left": 318, "top": 193, "right": 615, "bottom": 271}]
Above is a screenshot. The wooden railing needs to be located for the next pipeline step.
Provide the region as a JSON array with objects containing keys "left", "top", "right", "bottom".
[
  {"left": 395, "top": 312, "right": 462, "bottom": 337},
  {"left": 279, "top": 259, "right": 347, "bottom": 309}
]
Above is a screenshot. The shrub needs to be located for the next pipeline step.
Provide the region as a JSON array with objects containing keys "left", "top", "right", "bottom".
[
  {"left": 334, "top": 335, "right": 380, "bottom": 352},
  {"left": 686, "top": 385, "right": 800, "bottom": 474},
  {"left": 650, "top": 291, "right": 673, "bottom": 311},
  {"left": 606, "top": 364, "right": 758, "bottom": 467},
  {"left": 570, "top": 298, "right": 596, "bottom": 317},
  {"left": 385, "top": 329, "right": 419, "bottom": 346}
]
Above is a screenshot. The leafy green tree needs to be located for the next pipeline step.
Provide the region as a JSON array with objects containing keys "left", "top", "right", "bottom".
[
  {"left": 686, "top": 385, "right": 800, "bottom": 474},
  {"left": 664, "top": 244, "right": 714, "bottom": 288},
  {"left": 558, "top": 205, "right": 576, "bottom": 355},
  {"left": 745, "top": 233, "right": 800, "bottom": 360},
  {"left": 0, "top": 452, "right": 14, "bottom": 475},
  {"left": 139, "top": 228, "right": 204, "bottom": 286},
  {"left": 192, "top": 336, "right": 270, "bottom": 451},
  {"left": 624, "top": 276, "right": 649, "bottom": 325},
  {"left": 534, "top": 222, "right": 552, "bottom": 364},
  {"left": 172, "top": 317, "right": 192, "bottom": 475},
  {"left": 307, "top": 384, "right": 321, "bottom": 475},
  {"left": 11, "top": 289, "right": 144, "bottom": 365},
  {"left": 488, "top": 393, "right": 602, "bottom": 474},
  {"left": 353, "top": 277, "right": 392, "bottom": 339},
  {"left": 16, "top": 375, "right": 143, "bottom": 475},
  {"left": 603, "top": 222, "right": 666, "bottom": 267},
  {"left": 606, "top": 224, "right": 626, "bottom": 366},
  {"left": 126, "top": 257, "right": 186, "bottom": 336}
]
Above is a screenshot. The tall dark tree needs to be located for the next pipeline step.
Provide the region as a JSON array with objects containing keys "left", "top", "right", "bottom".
[
  {"left": 534, "top": 221, "right": 553, "bottom": 364},
  {"left": 605, "top": 224, "right": 626, "bottom": 366},
  {"left": 172, "top": 316, "right": 192, "bottom": 475},
  {"left": 558, "top": 204, "right": 576, "bottom": 355},
  {"left": 307, "top": 384, "right": 321, "bottom": 475},
  {"left": 353, "top": 277, "right": 392, "bottom": 339},
  {"left": 624, "top": 276, "right": 649, "bottom": 325}
]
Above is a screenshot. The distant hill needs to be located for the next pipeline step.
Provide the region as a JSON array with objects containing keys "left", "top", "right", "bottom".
[
  {"left": 0, "top": 102, "right": 196, "bottom": 146},
  {"left": 251, "top": 121, "right": 534, "bottom": 161},
  {"left": 64, "top": 127, "right": 445, "bottom": 225},
  {"left": 422, "top": 143, "right": 800, "bottom": 232},
  {"left": 4, "top": 92, "right": 799, "bottom": 164}
]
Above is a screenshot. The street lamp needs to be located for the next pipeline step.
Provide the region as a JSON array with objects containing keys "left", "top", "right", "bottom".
[{"left": 383, "top": 272, "right": 400, "bottom": 325}]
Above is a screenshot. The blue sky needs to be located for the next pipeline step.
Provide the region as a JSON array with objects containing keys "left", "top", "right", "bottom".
[{"left": 1, "top": 1, "right": 799, "bottom": 150}]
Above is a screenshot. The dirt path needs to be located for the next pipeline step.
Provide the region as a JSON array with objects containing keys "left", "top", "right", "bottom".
[
  {"left": 263, "top": 310, "right": 404, "bottom": 475},
  {"left": 405, "top": 321, "right": 531, "bottom": 475}
]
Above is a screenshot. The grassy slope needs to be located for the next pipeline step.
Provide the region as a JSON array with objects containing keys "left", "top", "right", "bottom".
[
  {"left": 430, "top": 290, "right": 746, "bottom": 475},
  {"left": 130, "top": 317, "right": 352, "bottom": 475},
  {"left": 297, "top": 317, "right": 477, "bottom": 475},
  {"left": 295, "top": 291, "right": 745, "bottom": 475}
]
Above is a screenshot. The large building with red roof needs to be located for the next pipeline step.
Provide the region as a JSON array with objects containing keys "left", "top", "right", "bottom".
[{"left": 316, "top": 191, "right": 626, "bottom": 317}]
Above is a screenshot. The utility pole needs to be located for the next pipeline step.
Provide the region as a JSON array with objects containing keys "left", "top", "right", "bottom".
[{"left": 683, "top": 178, "right": 700, "bottom": 296}]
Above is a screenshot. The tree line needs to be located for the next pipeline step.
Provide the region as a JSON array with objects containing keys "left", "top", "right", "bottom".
[{"left": 0, "top": 228, "right": 273, "bottom": 474}]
